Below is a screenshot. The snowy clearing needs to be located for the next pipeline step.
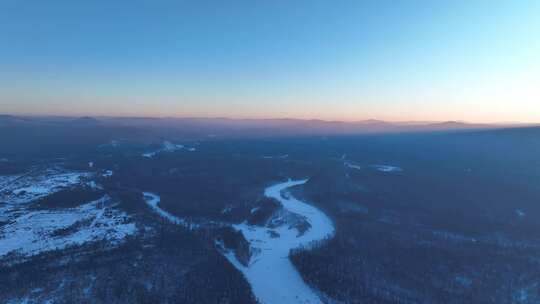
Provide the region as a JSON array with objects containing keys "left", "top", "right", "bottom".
[
  {"left": 220, "top": 179, "right": 335, "bottom": 304},
  {"left": 0, "top": 170, "right": 90, "bottom": 206},
  {"left": 0, "top": 196, "right": 136, "bottom": 260}
]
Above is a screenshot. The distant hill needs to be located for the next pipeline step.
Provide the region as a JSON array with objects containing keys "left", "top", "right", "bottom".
[
  {"left": 0, "top": 114, "right": 535, "bottom": 138},
  {"left": 70, "top": 116, "right": 100, "bottom": 125},
  {"left": 0, "top": 114, "right": 37, "bottom": 127},
  {"left": 100, "top": 117, "right": 499, "bottom": 136}
]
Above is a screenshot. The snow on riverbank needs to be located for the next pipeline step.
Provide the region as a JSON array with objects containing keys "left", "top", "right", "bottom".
[
  {"left": 143, "top": 192, "right": 198, "bottom": 229},
  {"left": 0, "top": 196, "right": 136, "bottom": 260},
  {"left": 143, "top": 180, "right": 334, "bottom": 303},
  {"left": 220, "top": 179, "right": 335, "bottom": 304}
]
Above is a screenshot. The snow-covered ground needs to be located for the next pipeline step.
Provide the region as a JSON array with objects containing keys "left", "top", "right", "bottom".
[
  {"left": 0, "top": 170, "right": 90, "bottom": 206},
  {"left": 142, "top": 141, "right": 196, "bottom": 158},
  {"left": 0, "top": 175, "right": 23, "bottom": 191},
  {"left": 0, "top": 167, "right": 136, "bottom": 262},
  {"left": 0, "top": 196, "right": 136, "bottom": 259},
  {"left": 220, "top": 180, "right": 335, "bottom": 304},
  {"left": 344, "top": 161, "right": 363, "bottom": 170},
  {"left": 370, "top": 165, "right": 403, "bottom": 172},
  {"left": 344, "top": 161, "right": 402, "bottom": 173},
  {"left": 102, "top": 170, "right": 113, "bottom": 178}
]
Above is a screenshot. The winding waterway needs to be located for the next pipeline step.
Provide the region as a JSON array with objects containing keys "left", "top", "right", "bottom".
[
  {"left": 222, "top": 179, "right": 335, "bottom": 304},
  {"left": 144, "top": 179, "right": 335, "bottom": 303}
]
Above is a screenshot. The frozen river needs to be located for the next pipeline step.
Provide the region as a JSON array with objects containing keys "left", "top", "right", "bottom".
[
  {"left": 221, "top": 179, "right": 335, "bottom": 304},
  {"left": 144, "top": 179, "right": 335, "bottom": 303}
]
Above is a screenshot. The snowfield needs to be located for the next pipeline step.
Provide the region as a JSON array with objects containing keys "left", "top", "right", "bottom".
[
  {"left": 221, "top": 180, "right": 335, "bottom": 304},
  {"left": 0, "top": 170, "right": 90, "bottom": 206},
  {"left": 0, "top": 196, "right": 136, "bottom": 260}
]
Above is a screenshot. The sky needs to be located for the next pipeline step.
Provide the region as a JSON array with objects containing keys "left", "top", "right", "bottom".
[{"left": 1, "top": 0, "right": 539, "bottom": 122}]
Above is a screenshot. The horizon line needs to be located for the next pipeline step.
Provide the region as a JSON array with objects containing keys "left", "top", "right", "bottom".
[{"left": 2, "top": 112, "right": 539, "bottom": 126}]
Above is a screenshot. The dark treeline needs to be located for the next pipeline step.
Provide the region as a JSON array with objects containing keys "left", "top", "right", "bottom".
[
  {"left": 288, "top": 129, "right": 540, "bottom": 303},
  {"left": 0, "top": 222, "right": 256, "bottom": 303}
]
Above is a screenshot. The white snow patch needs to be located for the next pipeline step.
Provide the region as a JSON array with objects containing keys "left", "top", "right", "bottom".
[
  {"left": 344, "top": 161, "right": 362, "bottom": 170},
  {"left": 102, "top": 170, "right": 113, "bottom": 178},
  {"left": 142, "top": 141, "right": 195, "bottom": 158},
  {"left": 370, "top": 165, "right": 402, "bottom": 172},
  {"left": 0, "top": 196, "right": 136, "bottom": 259},
  {"left": 344, "top": 162, "right": 402, "bottom": 173},
  {"left": 1, "top": 170, "right": 90, "bottom": 206},
  {"left": 0, "top": 174, "right": 23, "bottom": 190},
  {"left": 221, "top": 179, "right": 335, "bottom": 304}
]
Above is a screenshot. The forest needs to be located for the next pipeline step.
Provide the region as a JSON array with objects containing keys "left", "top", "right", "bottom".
[{"left": 2, "top": 121, "right": 540, "bottom": 303}]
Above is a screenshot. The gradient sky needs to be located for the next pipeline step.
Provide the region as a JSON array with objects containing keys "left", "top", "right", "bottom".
[{"left": 1, "top": 0, "right": 539, "bottom": 122}]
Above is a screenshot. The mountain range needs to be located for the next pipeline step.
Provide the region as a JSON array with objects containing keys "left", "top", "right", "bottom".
[{"left": 0, "top": 114, "right": 537, "bottom": 137}]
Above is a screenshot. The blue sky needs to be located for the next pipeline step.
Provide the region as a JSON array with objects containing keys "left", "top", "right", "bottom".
[{"left": 1, "top": 0, "right": 539, "bottom": 122}]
